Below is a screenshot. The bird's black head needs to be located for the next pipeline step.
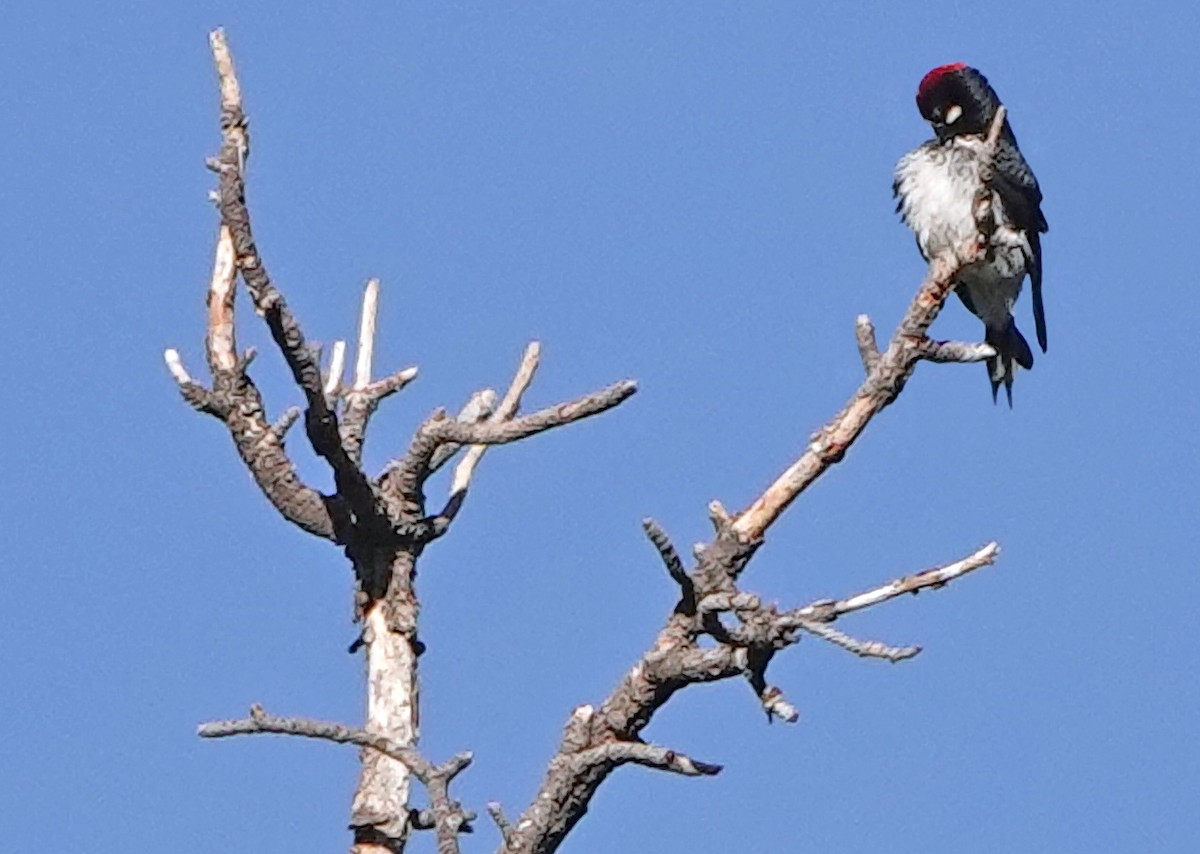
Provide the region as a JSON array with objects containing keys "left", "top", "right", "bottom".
[{"left": 916, "top": 63, "right": 1003, "bottom": 142}]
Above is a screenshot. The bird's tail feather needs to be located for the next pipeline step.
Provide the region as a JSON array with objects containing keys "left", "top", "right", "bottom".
[{"left": 985, "top": 320, "right": 1033, "bottom": 407}]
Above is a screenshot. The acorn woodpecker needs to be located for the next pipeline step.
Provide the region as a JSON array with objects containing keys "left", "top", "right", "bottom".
[{"left": 893, "top": 63, "right": 1048, "bottom": 405}]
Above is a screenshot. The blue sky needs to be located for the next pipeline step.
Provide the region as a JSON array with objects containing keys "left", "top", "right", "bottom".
[{"left": 2, "top": 2, "right": 1197, "bottom": 852}]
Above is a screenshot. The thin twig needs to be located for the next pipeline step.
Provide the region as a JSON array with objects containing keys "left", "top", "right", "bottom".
[
  {"left": 199, "top": 706, "right": 434, "bottom": 777},
  {"left": 917, "top": 339, "right": 996, "bottom": 363},
  {"left": 339, "top": 280, "right": 419, "bottom": 464},
  {"left": 793, "top": 619, "right": 921, "bottom": 662},
  {"left": 163, "top": 349, "right": 220, "bottom": 413},
  {"left": 163, "top": 348, "right": 194, "bottom": 385},
  {"left": 387, "top": 376, "right": 635, "bottom": 511},
  {"left": 792, "top": 541, "right": 1000, "bottom": 622},
  {"left": 986, "top": 105, "right": 1007, "bottom": 147},
  {"left": 355, "top": 279, "right": 379, "bottom": 390},
  {"left": 570, "top": 741, "right": 723, "bottom": 777},
  {"left": 707, "top": 500, "right": 732, "bottom": 530},
  {"left": 269, "top": 406, "right": 302, "bottom": 441},
  {"left": 486, "top": 802, "right": 514, "bottom": 846},
  {"left": 428, "top": 381, "right": 637, "bottom": 447},
  {"left": 973, "top": 106, "right": 1009, "bottom": 246},
  {"left": 641, "top": 518, "right": 691, "bottom": 593},
  {"left": 855, "top": 314, "right": 880, "bottom": 374},
  {"left": 324, "top": 340, "right": 346, "bottom": 396}
]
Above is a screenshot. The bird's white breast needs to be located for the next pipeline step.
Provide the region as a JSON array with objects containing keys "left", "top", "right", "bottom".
[{"left": 894, "top": 139, "right": 989, "bottom": 260}]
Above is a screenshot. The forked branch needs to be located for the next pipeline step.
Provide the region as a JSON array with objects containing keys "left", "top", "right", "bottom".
[{"left": 173, "top": 28, "right": 636, "bottom": 854}]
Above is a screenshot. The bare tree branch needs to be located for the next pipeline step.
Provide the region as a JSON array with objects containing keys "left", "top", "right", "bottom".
[
  {"left": 164, "top": 224, "right": 337, "bottom": 539},
  {"left": 855, "top": 314, "right": 880, "bottom": 374},
  {"left": 339, "top": 279, "right": 421, "bottom": 464},
  {"left": 269, "top": 406, "right": 302, "bottom": 442},
  {"left": 200, "top": 705, "right": 432, "bottom": 772},
  {"left": 973, "top": 105, "right": 1009, "bottom": 249},
  {"left": 641, "top": 518, "right": 690, "bottom": 596},
  {"left": 916, "top": 339, "right": 997, "bottom": 363},
  {"left": 384, "top": 377, "right": 636, "bottom": 516},
  {"left": 730, "top": 253, "right": 961, "bottom": 543},
  {"left": 792, "top": 619, "right": 921, "bottom": 662},
  {"left": 324, "top": 340, "right": 347, "bottom": 398},
  {"left": 486, "top": 802, "right": 514, "bottom": 847},
  {"left": 356, "top": 278, "right": 380, "bottom": 389},
  {"left": 570, "top": 741, "right": 723, "bottom": 777},
  {"left": 790, "top": 541, "right": 1000, "bottom": 623},
  {"left": 427, "top": 381, "right": 637, "bottom": 447},
  {"left": 163, "top": 348, "right": 195, "bottom": 385},
  {"left": 200, "top": 706, "right": 473, "bottom": 854},
  {"left": 210, "top": 30, "right": 381, "bottom": 527},
  {"left": 163, "top": 349, "right": 219, "bottom": 414},
  {"left": 504, "top": 530, "right": 998, "bottom": 852}
]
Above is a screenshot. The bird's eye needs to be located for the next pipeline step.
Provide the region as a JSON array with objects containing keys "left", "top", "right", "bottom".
[{"left": 944, "top": 104, "right": 963, "bottom": 124}]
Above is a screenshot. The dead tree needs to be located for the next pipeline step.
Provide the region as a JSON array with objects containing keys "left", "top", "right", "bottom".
[{"left": 168, "top": 30, "right": 1007, "bottom": 854}]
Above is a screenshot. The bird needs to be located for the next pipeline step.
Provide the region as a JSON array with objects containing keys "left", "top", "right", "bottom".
[{"left": 893, "top": 63, "right": 1048, "bottom": 405}]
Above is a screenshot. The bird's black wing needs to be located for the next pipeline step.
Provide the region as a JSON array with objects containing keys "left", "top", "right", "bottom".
[
  {"left": 992, "top": 139, "right": 1047, "bottom": 234},
  {"left": 991, "top": 139, "right": 1049, "bottom": 351}
]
